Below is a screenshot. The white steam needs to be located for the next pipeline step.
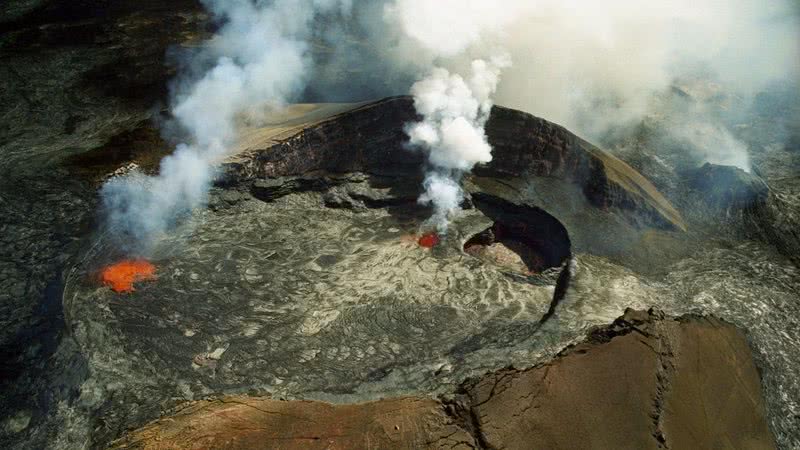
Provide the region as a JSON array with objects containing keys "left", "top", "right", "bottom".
[
  {"left": 372, "top": 0, "right": 799, "bottom": 174},
  {"left": 385, "top": 0, "right": 527, "bottom": 57},
  {"left": 665, "top": 107, "right": 753, "bottom": 171},
  {"left": 388, "top": 0, "right": 519, "bottom": 232},
  {"left": 383, "top": 0, "right": 794, "bottom": 230},
  {"left": 102, "top": 0, "right": 799, "bottom": 246},
  {"left": 407, "top": 58, "right": 510, "bottom": 231},
  {"left": 102, "top": 0, "right": 350, "bottom": 250}
]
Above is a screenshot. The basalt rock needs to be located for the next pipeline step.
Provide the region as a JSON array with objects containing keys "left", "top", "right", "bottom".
[
  {"left": 686, "top": 163, "right": 770, "bottom": 214},
  {"left": 747, "top": 190, "right": 800, "bottom": 266},
  {"left": 250, "top": 176, "right": 334, "bottom": 202},
  {"left": 1, "top": 3, "right": 798, "bottom": 450},
  {"left": 221, "top": 97, "right": 686, "bottom": 232},
  {"left": 110, "top": 310, "right": 775, "bottom": 450},
  {"left": 681, "top": 163, "right": 800, "bottom": 264},
  {"left": 465, "top": 192, "right": 572, "bottom": 272}
]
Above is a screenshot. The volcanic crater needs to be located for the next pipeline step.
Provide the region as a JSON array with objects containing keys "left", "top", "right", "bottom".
[{"left": 1, "top": 11, "right": 799, "bottom": 445}]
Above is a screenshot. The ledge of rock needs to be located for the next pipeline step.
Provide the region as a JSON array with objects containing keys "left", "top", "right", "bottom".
[
  {"left": 221, "top": 97, "right": 686, "bottom": 232},
  {"left": 110, "top": 309, "right": 774, "bottom": 450}
]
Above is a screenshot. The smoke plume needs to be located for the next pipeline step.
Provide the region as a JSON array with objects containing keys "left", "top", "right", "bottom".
[
  {"left": 407, "top": 58, "right": 510, "bottom": 231},
  {"left": 102, "top": 0, "right": 351, "bottom": 251},
  {"left": 321, "top": 0, "right": 799, "bottom": 172},
  {"left": 102, "top": 0, "right": 799, "bottom": 247},
  {"left": 388, "top": 0, "right": 521, "bottom": 232}
]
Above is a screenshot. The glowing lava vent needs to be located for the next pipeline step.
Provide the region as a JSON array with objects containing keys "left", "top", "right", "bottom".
[
  {"left": 418, "top": 232, "right": 440, "bottom": 248},
  {"left": 101, "top": 260, "right": 157, "bottom": 293}
]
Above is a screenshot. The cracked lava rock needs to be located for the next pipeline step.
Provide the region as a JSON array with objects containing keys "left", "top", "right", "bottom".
[{"left": 110, "top": 309, "right": 775, "bottom": 450}]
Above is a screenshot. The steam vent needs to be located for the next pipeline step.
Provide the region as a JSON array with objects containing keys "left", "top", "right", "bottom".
[{"left": 2, "top": 1, "right": 800, "bottom": 450}]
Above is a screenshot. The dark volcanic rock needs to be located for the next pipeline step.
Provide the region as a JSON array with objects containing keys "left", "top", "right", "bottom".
[
  {"left": 483, "top": 106, "right": 685, "bottom": 231},
  {"left": 1, "top": 2, "right": 796, "bottom": 450},
  {"left": 687, "top": 163, "right": 769, "bottom": 213},
  {"left": 110, "top": 310, "right": 775, "bottom": 450},
  {"left": 0, "top": 3, "right": 209, "bottom": 448},
  {"left": 747, "top": 190, "right": 800, "bottom": 266},
  {"left": 246, "top": 172, "right": 423, "bottom": 209},
  {"left": 465, "top": 193, "right": 572, "bottom": 272},
  {"left": 250, "top": 176, "right": 334, "bottom": 202},
  {"left": 64, "top": 120, "right": 173, "bottom": 181},
  {"left": 221, "top": 97, "right": 686, "bottom": 232},
  {"left": 682, "top": 163, "right": 800, "bottom": 265}
]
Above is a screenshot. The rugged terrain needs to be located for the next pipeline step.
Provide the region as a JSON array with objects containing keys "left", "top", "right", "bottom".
[
  {"left": 1, "top": 1, "right": 799, "bottom": 450},
  {"left": 111, "top": 309, "right": 774, "bottom": 450}
]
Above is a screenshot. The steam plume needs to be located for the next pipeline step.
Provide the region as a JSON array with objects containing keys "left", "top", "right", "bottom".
[
  {"left": 101, "top": 0, "right": 799, "bottom": 247},
  {"left": 332, "top": 0, "right": 799, "bottom": 173},
  {"left": 102, "top": 0, "right": 351, "bottom": 251},
  {"left": 389, "top": 0, "right": 521, "bottom": 232},
  {"left": 407, "top": 58, "right": 510, "bottom": 231}
]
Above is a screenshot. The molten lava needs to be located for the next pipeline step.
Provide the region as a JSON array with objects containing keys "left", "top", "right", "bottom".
[
  {"left": 101, "top": 260, "right": 157, "bottom": 293},
  {"left": 418, "top": 233, "right": 440, "bottom": 248}
]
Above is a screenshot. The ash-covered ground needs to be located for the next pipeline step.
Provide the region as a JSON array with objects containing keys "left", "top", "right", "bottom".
[{"left": 1, "top": 2, "right": 799, "bottom": 450}]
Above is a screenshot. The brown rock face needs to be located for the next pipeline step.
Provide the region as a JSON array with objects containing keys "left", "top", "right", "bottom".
[
  {"left": 111, "top": 397, "right": 476, "bottom": 450},
  {"left": 463, "top": 310, "right": 775, "bottom": 450},
  {"left": 111, "top": 310, "right": 774, "bottom": 450},
  {"left": 661, "top": 317, "right": 776, "bottom": 450},
  {"left": 467, "top": 330, "right": 659, "bottom": 449}
]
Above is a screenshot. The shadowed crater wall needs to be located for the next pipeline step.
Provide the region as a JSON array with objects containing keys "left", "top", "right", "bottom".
[{"left": 464, "top": 193, "right": 572, "bottom": 274}]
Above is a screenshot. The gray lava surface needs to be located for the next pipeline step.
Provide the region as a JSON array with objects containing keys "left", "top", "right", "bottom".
[{"left": 1, "top": 2, "right": 799, "bottom": 450}]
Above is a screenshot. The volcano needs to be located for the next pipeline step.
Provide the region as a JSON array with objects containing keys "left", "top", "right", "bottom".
[
  {"left": 1, "top": 4, "right": 798, "bottom": 446},
  {"left": 7, "top": 94, "right": 793, "bottom": 450}
]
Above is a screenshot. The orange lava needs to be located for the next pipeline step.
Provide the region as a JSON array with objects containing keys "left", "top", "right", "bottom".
[
  {"left": 418, "top": 233, "right": 440, "bottom": 248},
  {"left": 101, "top": 260, "right": 157, "bottom": 293}
]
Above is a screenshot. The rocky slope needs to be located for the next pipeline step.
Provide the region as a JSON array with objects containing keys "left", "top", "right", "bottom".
[
  {"left": 110, "top": 310, "right": 774, "bottom": 450},
  {"left": 222, "top": 97, "right": 686, "bottom": 232}
]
